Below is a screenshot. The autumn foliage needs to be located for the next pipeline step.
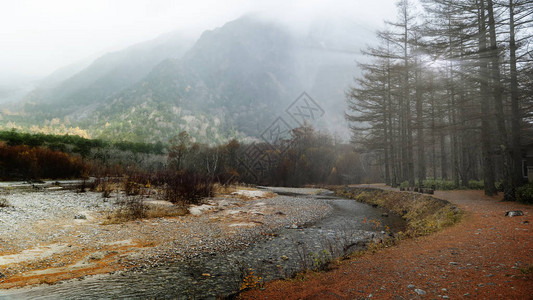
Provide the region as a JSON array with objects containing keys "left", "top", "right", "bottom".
[{"left": 0, "top": 142, "right": 89, "bottom": 180}]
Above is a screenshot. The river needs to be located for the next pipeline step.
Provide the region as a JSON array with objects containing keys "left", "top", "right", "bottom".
[{"left": 0, "top": 188, "right": 404, "bottom": 299}]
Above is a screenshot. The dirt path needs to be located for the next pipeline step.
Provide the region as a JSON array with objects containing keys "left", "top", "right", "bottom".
[{"left": 243, "top": 185, "right": 533, "bottom": 299}]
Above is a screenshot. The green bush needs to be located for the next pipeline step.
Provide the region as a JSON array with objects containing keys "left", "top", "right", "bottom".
[
  {"left": 468, "top": 180, "right": 484, "bottom": 190},
  {"left": 516, "top": 183, "right": 533, "bottom": 204},
  {"left": 397, "top": 178, "right": 486, "bottom": 191},
  {"left": 495, "top": 180, "right": 505, "bottom": 192},
  {"left": 422, "top": 178, "right": 457, "bottom": 190}
]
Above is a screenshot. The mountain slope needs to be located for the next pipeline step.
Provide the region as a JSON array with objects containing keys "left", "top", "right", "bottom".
[
  {"left": 22, "top": 31, "right": 192, "bottom": 120},
  {"left": 2, "top": 16, "right": 362, "bottom": 143},
  {"left": 85, "top": 17, "right": 302, "bottom": 142}
]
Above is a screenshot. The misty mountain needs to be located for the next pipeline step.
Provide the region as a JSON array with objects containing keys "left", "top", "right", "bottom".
[
  {"left": 4, "top": 16, "right": 361, "bottom": 143},
  {"left": 85, "top": 17, "right": 303, "bottom": 142},
  {"left": 23, "top": 31, "right": 192, "bottom": 116},
  {"left": 35, "top": 57, "right": 96, "bottom": 90},
  {"left": 0, "top": 71, "right": 40, "bottom": 105}
]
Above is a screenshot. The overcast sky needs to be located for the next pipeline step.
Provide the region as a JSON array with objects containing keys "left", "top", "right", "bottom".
[{"left": 0, "top": 0, "right": 397, "bottom": 81}]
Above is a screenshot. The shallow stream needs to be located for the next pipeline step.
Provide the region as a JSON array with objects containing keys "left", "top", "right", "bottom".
[{"left": 0, "top": 189, "right": 404, "bottom": 299}]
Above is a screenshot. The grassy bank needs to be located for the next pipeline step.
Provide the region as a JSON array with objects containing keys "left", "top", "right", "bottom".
[{"left": 334, "top": 187, "right": 463, "bottom": 238}]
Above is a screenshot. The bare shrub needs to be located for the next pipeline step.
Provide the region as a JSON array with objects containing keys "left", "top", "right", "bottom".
[
  {"left": 90, "top": 176, "right": 101, "bottom": 192},
  {"left": 123, "top": 175, "right": 141, "bottom": 196},
  {"left": 77, "top": 179, "right": 87, "bottom": 193},
  {"left": 0, "top": 198, "right": 11, "bottom": 208},
  {"left": 105, "top": 169, "right": 214, "bottom": 213},
  {"left": 102, "top": 186, "right": 112, "bottom": 198},
  {"left": 103, "top": 196, "right": 146, "bottom": 224},
  {"left": 161, "top": 170, "right": 214, "bottom": 205},
  {"left": 122, "top": 196, "right": 146, "bottom": 219}
]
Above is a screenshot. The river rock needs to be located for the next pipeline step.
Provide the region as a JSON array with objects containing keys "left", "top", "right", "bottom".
[
  {"left": 414, "top": 288, "right": 426, "bottom": 295},
  {"left": 505, "top": 211, "right": 523, "bottom": 217},
  {"left": 285, "top": 223, "right": 300, "bottom": 229},
  {"left": 189, "top": 204, "right": 213, "bottom": 216}
]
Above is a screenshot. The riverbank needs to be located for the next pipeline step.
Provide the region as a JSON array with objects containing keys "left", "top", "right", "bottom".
[
  {"left": 0, "top": 186, "right": 331, "bottom": 289},
  {"left": 335, "top": 186, "right": 462, "bottom": 238},
  {"left": 0, "top": 187, "right": 402, "bottom": 298},
  {"left": 243, "top": 185, "right": 532, "bottom": 299}
]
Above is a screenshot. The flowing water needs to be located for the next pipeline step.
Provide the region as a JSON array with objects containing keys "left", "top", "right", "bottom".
[{"left": 0, "top": 191, "right": 405, "bottom": 299}]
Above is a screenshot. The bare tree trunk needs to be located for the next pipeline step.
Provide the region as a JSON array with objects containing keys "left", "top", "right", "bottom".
[
  {"left": 403, "top": 16, "right": 415, "bottom": 187},
  {"left": 459, "top": 37, "right": 471, "bottom": 187},
  {"left": 487, "top": 0, "right": 512, "bottom": 200},
  {"left": 383, "top": 90, "right": 391, "bottom": 185},
  {"left": 429, "top": 73, "right": 437, "bottom": 180},
  {"left": 479, "top": 0, "right": 498, "bottom": 195},
  {"left": 415, "top": 51, "right": 426, "bottom": 188},
  {"left": 386, "top": 51, "right": 398, "bottom": 186},
  {"left": 451, "top": 111, "right": 460, "bottom": 188},
  {"left": 508, "top": 0, "right": 523, "bottom": 193},
  {"left": 448, "top": 59, "right": 460, "bottom": 188},
  {"left": 440, "top": 128, "right": 448, "bottom": 180}
]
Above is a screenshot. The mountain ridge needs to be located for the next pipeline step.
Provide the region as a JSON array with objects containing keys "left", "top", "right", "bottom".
[{"left": 1, "top": 16, "right": 357, "bottom": 143}]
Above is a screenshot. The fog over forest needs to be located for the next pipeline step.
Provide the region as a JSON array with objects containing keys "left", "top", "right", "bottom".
[
  {"left": 0, "top": 0, "right": 531, "bottom": 191},
  {"left": 0, "top": 1, "right": 532, "bottom": 299}
]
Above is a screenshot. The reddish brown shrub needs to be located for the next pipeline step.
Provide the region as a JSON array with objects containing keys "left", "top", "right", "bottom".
[{"left": 0, "top": 144, "right": 89, "bottom": 180}]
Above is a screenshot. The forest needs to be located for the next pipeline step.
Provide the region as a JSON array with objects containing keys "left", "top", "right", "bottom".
[
  {"left": 0, "top": 126, "right": 366, "bottom": 188},
  {"left": 346, "top": 0, "right": 533, "bottom": 201},
  {"left": 1, "top": 0, "right": 532, "bottom": 202}
]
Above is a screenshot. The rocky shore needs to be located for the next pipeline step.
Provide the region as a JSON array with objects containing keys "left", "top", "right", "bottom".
[
  {"left": 0, "top": 187, "right": 403, "bottom": 299},
  {"left": 0, "top": 186, "right": 332, "bottom": 289}
]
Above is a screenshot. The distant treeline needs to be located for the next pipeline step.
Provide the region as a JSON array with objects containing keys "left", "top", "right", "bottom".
[
  {"left": 0, "top": 130, "right": 166, "bottom": 180},
  {"left": 164, "top": 126, "right": 368, "bottom": 186},
  {"left": 0, "top": 130, "right": 165, "bottom": 156},
  {"left": 0, "top": 127, "right": 371, "bottom": 186}
]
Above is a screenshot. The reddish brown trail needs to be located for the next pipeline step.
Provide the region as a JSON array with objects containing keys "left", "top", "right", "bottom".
[{"left": 243, "top": 185, "right": 533, "bottom": 299}]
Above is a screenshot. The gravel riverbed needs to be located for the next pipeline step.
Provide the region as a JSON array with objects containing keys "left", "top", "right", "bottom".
[
  {"left": 0, "top": 186, "right": 403, "bottom": 299},
  {"left": 0, "top": 186, "right": 332, "bottom": 286}
]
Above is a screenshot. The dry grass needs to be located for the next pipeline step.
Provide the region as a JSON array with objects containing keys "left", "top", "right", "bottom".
[
  {"left": 232, "top": 190, "right": 277, "bottom": 201},
  {"left": 213, "top": 183, "right": 277, "bottom": 200},
  {"left": 213, "top": 183, "right": 237, "bottom": 197},
  {"left": 335, "top": 187, "right": 463, "bottom": 238},
  {"left": 100, "top": 182, "right": 273, "bottom": 225},
  {"left": 102, "top": 199, "right": 186, "bottom": 225},
  {"left": 145, "top": 205, "right": 187, "bottom": 218}
]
